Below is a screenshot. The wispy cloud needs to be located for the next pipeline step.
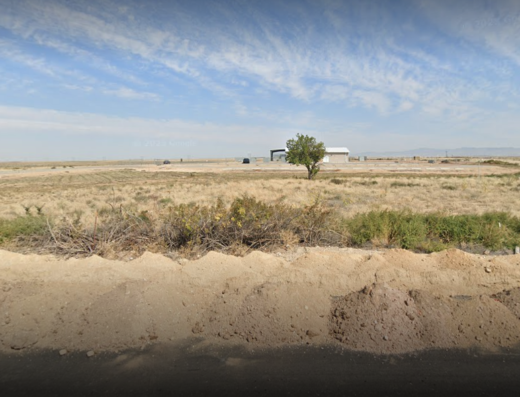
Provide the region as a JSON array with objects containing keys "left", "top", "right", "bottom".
[
  {"left": 0, "top": 105, "right": 301, "bottom": 146},
  {"left": 102, "top": 87, "right": 159, "bottom": 101},
  {"left": 0, "top": 0, "right": 519, "bottom": 158},
  {"left": 0, "top": 40, "right": 57, "bottom": 76},
  {"left": 2, "top": 0, "right": 513, "bottom": 109},
  {"left": 31, "top": 34, "right": 146, "bottom": 86},
  {"left": 418, "top": 0, "right": 520, "bottom": 65},
  {"left": 0, "top": 37, "right": 161, "bottom": 103}
]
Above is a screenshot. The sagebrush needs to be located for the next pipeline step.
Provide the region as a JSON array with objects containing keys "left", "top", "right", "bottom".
[{"left": 1, "top": 197, "right": 519, "bottom": 257}]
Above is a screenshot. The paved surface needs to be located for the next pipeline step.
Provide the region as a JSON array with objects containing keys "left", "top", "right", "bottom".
[
  {"left": 2, "top": 342, "right": 520, "bottom": 397},
  {"left": 0, "top": 160, "right": 513, "bottom": 179}
]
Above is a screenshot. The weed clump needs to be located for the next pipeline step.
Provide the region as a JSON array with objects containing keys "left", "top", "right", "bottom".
[
  {"left": 353, "top": 180, "right": 378, "bottom": 186},
  {"left": 48, "top": 208, "right": 155, "bottom": 257},
  {"left": 0, "top": 197, "right": 519, "bottom": 257},
  {"left": 0, "top": 215, "right": 49, "bottom": 244},
  {"left": 161, "top": 196, "right": 339, "bottom": 255},
  {"left": 345, "top": 211, "right": 520, "bottom": 252},
  {"left": 482, "top": 160, "right": 519, "bottom": 168},
  {"left": 441, "top": 184, "right": 457, "bottom": 191}
]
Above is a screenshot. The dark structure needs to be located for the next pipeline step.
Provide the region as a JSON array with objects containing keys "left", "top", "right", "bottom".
[{"left": 270, "top": 148, "right": 287, "bottom": 161}]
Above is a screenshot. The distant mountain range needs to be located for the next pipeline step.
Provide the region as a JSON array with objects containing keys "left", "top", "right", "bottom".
[{"left": 355, "top": 147, "right": 520, "bottom": 158}]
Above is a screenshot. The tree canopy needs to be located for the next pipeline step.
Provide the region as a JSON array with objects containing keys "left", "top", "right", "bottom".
[{"left": 286, "top": 134, "right": 326, "bottom": 180}]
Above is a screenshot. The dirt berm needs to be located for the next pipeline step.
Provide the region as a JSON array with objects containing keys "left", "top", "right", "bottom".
[{"left": 2, "top": 247, "right": 520, "bottom": 355}]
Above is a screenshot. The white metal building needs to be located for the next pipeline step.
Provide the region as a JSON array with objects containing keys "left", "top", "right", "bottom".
[{"left": 323, "top": 147, "right": 350, "bottom": 163}]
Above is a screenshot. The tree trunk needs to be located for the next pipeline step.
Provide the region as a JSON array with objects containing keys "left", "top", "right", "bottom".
[{"left": 307, "top": 166, "right": 313, "bottom": 180}]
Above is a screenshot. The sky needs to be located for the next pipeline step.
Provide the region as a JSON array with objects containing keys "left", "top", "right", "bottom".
[{"left": 0, "top": 0, "right": 519, "bottom": 161}]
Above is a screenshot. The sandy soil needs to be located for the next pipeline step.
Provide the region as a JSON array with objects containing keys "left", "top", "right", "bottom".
[
  {"left": 2, "top": 247, "right": 520, "bottom": 356},
  {"left": 0, "top": 159, "right": 515, "bottom": 180}
]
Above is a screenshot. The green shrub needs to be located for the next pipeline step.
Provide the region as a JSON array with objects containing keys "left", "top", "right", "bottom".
[
  {"left": 1, "top": 198, "right": 519, "bottom": 257},
  {"left": 0, "top": 215, "right": 50, "bottom": 243},
  {"left": 346, "top": 211, "right": 520, "bottom": 252},
  {"left": 161, "top": 195, "right": 338, "bottom": 253}
]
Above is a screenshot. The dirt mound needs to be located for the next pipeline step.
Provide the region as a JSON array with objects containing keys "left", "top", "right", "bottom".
[
  {"left": 330, "top": 284, "right": 520, "bottom": 354},
  {"left": 2, "top": 248, "right": 520, "bottom": 354},
  {"left": 330, "top": 284, "right": 430, "bottom": 353},
  {"left": 492, "top": 287, "right": 520, "bottom": 319}
]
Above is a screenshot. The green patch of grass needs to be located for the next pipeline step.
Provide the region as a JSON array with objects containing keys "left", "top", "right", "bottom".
[
  {"left": 345, "top": 211, "right": 520, "bottom": 252},
  {"left": 159, "top": 198, "right": 173, "bottom": 205},
  {"left": 0, "top": 215, "right": 50, "bottom": 243}
]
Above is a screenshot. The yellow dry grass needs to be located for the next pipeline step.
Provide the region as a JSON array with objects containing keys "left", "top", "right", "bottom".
[{"left": 1, "top": 163, "right": 519, "bottom": 227}]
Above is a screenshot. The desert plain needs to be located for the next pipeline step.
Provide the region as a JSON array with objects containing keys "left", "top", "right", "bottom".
[{"left": 1, "top": 158, "right": 520, "bottom": 396}]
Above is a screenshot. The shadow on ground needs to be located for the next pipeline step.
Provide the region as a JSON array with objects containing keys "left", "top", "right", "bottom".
[{"left": 2, "top": 340, "right": 520, "bottom": 397}]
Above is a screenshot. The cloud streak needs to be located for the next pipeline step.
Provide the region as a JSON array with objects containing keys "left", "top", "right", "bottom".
[
  {"left": 0, "top": 105, "right": 303, "bottom": 146},
  {"left": 4, "top": 0, "right": 509, "bottom": 112},
  {"left": 0, "top": 0, "right": 519, "bottom": 159}
]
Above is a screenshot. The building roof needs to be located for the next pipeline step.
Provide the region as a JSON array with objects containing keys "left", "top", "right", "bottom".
[
  {"left": 270, "top": 147, "right": 350, "bottom": 153},
  {"left": 325, "top": 147, "right": 350, "bottom": 153}
]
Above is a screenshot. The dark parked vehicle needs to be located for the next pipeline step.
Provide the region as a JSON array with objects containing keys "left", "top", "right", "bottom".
[
  {"left": 163, "top": 160, "right": 171, "bottom": 164},
  {"left": 242, "top": 158, "right": 250, "bottom": 164}
]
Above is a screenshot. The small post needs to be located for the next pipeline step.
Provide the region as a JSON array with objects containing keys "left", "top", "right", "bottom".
[
  {"left": 515, "top": 246, "right": 520, "bottom": 255},
  {"left": 91, "top": 211, "right": 98, "bottom": 252}
]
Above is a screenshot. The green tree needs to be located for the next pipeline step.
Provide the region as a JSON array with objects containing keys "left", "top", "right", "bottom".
[{"left": 286, "top": 134, "right": 326, "bottom": 180}]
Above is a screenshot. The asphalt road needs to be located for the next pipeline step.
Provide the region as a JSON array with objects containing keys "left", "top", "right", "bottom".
[{"left": 2, "top": 341, "right": 520, "bottom": 397}]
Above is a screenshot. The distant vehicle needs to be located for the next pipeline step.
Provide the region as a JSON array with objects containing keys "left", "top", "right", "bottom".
[
  {"left": 242, "top": 158, "right": 250, "bottom": 164},
  {"left": 163, "top": 160, "right": 171, "bottom": 164}
]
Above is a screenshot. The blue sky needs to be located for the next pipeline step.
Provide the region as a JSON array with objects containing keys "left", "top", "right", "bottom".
[{"left": 0, "top": 0, "right": 519, "bottom": 160}]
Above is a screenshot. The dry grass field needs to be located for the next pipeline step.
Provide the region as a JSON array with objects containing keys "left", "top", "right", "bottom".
[
  {"left": 0, "top": 158, "right": 519, "bottom": 257},
  {"left": 0, "top": 160, "right": 519, "bottom": 223}
]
